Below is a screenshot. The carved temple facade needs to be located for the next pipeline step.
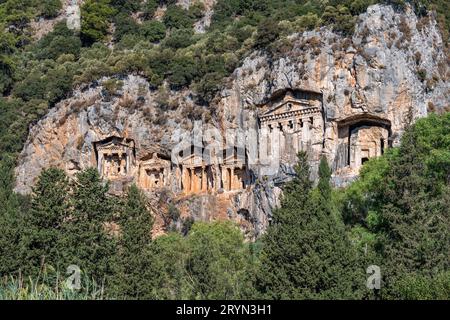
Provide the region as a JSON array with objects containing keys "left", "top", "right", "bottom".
[
  {"left": 94, "top": 136, "right": 135, "bottom": 180},
  {"left": 93, "top": 88, "right": 392, "bottom": 193},
  {"left": 258, "top": 89, "right": 324, "bottom": 168},
  {"left": 179, "top": 146, "right": 247, "bottom": 194},
  {"left": 333, "top": 115, "right": 392, "bottom": 171}
]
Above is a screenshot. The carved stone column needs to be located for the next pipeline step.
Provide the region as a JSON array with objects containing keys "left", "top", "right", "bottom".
[
  {"left": 98, "top": 151, "right": 104, "bottom": 175},
  {"left": 279, "top": 122, "right": 286, "bottom": 158},
  {"left": 190, "top": 168, "right": 196, "bottom": 193},
  {"left": 230, "top": 168, "right": 236, "bottom": 190},
  {"left": 302, "top": 117, "right": 311, "bottom": 148},
  {"left": 260, "top": 124, "right": 268, "bottom": 162},
  {"left": 201, "top": 166, "right": 207, "bottom": 192},
  {"left": 272, "top": 123, "right": 280, "bottom": 164},
  {"left": 182, "top": 167, "right": 188, "bottom": 193}
]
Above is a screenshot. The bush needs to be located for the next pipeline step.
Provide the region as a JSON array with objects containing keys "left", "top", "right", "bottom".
[
  {"left": 254, "top": 18, "right": 282, "bottom": 50},
  {"left": 34, "top": 22, "right": 82, "bottom": 60},
  {"left": 390, "top": 272, "right": 450, "bottom": 299},
  {"left": 113, "top": 12, "right": 139, "bottom": 42},
  {"left": 81, "top": 0, "right": 117, "bottom": 45},
  {"left": 168, "top": 55, "right": 198, "bottom": 89},
  {"left": 38, "top": 0, "right": 63, "bottom": 18},
  {"left": 163, "top": 4, "right": 194, "bottom": 30},
  {"left": 322, "top": 5, "right": 356, "bottom": 35},
  {"left": 140, "top": 20, "right": 166, "bottom": 43},
  {"left": 142, "top": 0, "right": 158, "bottom": 20},
  {"left": 163, "top": 28, "right": 194, "bottom": 49}
]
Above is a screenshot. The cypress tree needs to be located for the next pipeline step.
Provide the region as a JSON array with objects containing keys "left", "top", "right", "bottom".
[
  {"left": 376, "top": 115, "right": 450, "bottom": 297},
  {"left": 111, "top": 184, "right": 154, "bottom": 299},
  {"left": 257, "top": 152, "right": 363, "bottom": 299},
  {"left": 20, "top": 168, "right": 71, "bottom": 275},
  {"left": 0, "top": 157, "right": 27, "bottom": 275},
  {"left": 318, "top": 155, "right": 332, "bottom": 200},
  {"left": 60, "top": 168, "right": 117, "bottom": 284}
]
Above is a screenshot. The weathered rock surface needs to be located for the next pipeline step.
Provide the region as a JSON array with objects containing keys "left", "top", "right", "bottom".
[{"left": 14, "top": 4, "right": 450, "bottom": 238}]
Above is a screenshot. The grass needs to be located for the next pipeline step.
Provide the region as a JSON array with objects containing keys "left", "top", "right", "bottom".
[{"left": 0, "top": 272, "right": 106, "bottom": 300}]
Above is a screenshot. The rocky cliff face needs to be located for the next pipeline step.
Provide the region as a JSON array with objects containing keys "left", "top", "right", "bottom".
[{"left": 14, "top": 5, "right": 449, "bottom": 238}]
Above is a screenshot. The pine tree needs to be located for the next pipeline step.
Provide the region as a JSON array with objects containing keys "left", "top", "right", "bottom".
[
  {"left": 60, "top": 168, "right": 117, "bottom": 284},
  {"left": 318, "top": 155, "right": 332, "bottom": 200},
  {"left": 0, "top": 156, "right": 26, "bottom": 276},
  {"left": 111, "top": 184, "right": 154, "bottom": 299},
  {"left": 20, "top": 168, "right": 71, "bottom": 275},
  {"left": 257, "top": 152, "right": 363, "bottom": 299},
  {"left": 376, "top": 115, "right": 450, "bottom": 297}
]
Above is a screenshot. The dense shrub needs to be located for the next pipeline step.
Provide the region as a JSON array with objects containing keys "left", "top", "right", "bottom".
[
  {"left": 140, "top": 20, "right": 167, "bottom": 42},
  {"left": 81, "top": 0, "right": 116, "bottom": 45}
]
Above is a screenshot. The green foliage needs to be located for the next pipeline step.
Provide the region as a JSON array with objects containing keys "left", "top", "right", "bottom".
[
  {"left": 60, "top": 169, "right": 117, "bottom": 282},
  {"left": 110, "top": 0, "right": 141, "bottom": 13},
  {"left": 81, "top": 0, "right": 116, "bottom": 45},
  {"left": 342, "top": 113, "right": 450, "bottom": 299},
  {"left": 254, "top": 18, "right": 282, "bottom": 50},
  {"left": 185, "top": 221, "right": 254, "bottom": 299},
  {"left": 163, "top": 28, "right": 194, "bottom": 49},
  {"left": 318, "top": 156, "right": 332, "bottom": 200},
  {"left": 322, "top": 5, "right": 356, "bottom": 35},
  {"left": 388, "top": 271, "right": 450, "bottom": 299},
  {"left": 20, "top": 168, "right": 70, "bottom": 275},
  {"left": 163, "top": 4, "right": 194, "bottom": 30},
  {"left": 111, "top": 185, "right": 154, "bottom": 299},
  {"left": 0, "top": 272, "right": 105, "bottom": 300},
  {"left": 145, "top": 233, "right": 189, "bottom": 299},
  {"left": 38, "top": 0, "right": 63, "bottom": 19},
  {"left": 113, "top": 12, "right": 139, "bottom": 42},
  {"left": 0, "top": 156, "right": 26, "bottom": 276},
  {"left": 13, "top": 62, "right": 76, "bottom": 104},
  {"left": 34, "top": 22, "right": 82, "bottom": 60},
  {"left": 0, "top": 30, "right": 17, "bottom": 94},
  {"left": 257, "top": 151, "right": 364, "bottom": 299},
  {"left": 0, "top": 98, "right": 48, "bottom": 155},
  {"left": 167, "top": 54, "right": 198, "bottom": 88},
  {"left": 140, "top": 20, "right": 167, "bottom": 42},
  {"left": 142, "top": 0, "right": 158, "bottom": 20}
]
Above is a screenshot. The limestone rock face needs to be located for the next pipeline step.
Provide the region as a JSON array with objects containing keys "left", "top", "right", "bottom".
[{"left": 14, "top": 4, "right": 449, "bottom": 238}]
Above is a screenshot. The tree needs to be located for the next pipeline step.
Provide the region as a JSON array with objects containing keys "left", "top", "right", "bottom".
[
  {"left": 163, "top": 4, "right": 194, "bottom": 30},
  {"left": 140, "top": 20, "right": 167, "bottom": 43},
  {"left": 145, "top": 233, "right": 189, "bottom": 299},
  {"left": 0, "top": 156, "right": 26, "bottom": 276},
  {"left": 39, "top": 0, "right": 63, "bottom": 18},
  {"left": 20, "top": 168, "right": 71, "bottom": 275},
  {"left": 185, "top": 221, "right": 253, "bottom": 299},
  {"left": 0, "top": 30, "right": 16, "bottom": 95},
  {"left": 257, "top": 152, "right": 364, "bottom": 299},
  {"left": 60, "top": 168, "right": 117, "bottom": 284},
  {"left": 81, "top": 0, "right": 116, "bottom": 45},
  {"left": 321, "top": 5, "right": 356, "bottom": 35},
  {"left": 111, "top": 185, "right": 154, "bottom": 299},
  {"left": 374, "top": 114, "right": 450, "bottom": 297},
  {"left": 318, "top": 155, "right": 332, "bottom": 200},
  {"left": 163, "top": 28, "right": 194, "bottom": 49},
  {"left": 254, "top": 18, "right": 281, "bottom": 50},
  {"left": 341, "top": 113, "right": 450, "bottom": 299},
  {"left": 141, "top": 0, "right": 158, "bottom": 20}
]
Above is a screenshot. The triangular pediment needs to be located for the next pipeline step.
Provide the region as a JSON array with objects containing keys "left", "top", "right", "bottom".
[
  {"left": 263, "top": 99, "right": 309, "bottom": 116},
  {"left": 95, "top": 136, "right": 134, "bottom": 150},
  {"left": 180, "top": 152, "right": 203, "bottom": 164},
  {"left": 140, "top": 153, "right": 170, "bottom": 167}
]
